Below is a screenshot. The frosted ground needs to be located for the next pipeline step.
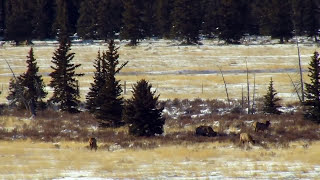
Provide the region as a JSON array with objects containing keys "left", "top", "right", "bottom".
[{"left": 0, "top": 37, "right": 319, "bottom": 103}]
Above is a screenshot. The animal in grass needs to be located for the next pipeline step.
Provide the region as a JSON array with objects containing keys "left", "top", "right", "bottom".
[
  {"left": 195, "top": 126, "right": 217, "bottom": 137},
  {"left": 239, "top": 133, "right": 255, "bottom": 145},
  {"left": 89, "top": 137, "right": 98, "bottom": 151},
  {"left": 253, "top": 120, "right": 270, "bottom": 132}
]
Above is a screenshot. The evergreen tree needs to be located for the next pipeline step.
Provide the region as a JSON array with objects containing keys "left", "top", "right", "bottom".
[
  {"left": 268, "top": 0, "right": 294, "bottom": 43},
  {"left": 123, "top": 79, "right": 165, "bottom": 136},
  {"left": 121, "top": 0, "right": 144, "bottom": 45},
  {"left": 202, "top": 0, "right": 220, "bottom": 38},
  {"left": 0, "top": 0, "right": 5, "bottom": 37},
  {"left": 49, "top": 32, "right": 84, "bottom": 113},
  {"left": 263, "top": 78, "right": 282, "bottom": 114},
  {"left": 32, "top": 0, "right": 54, "bottom": 39},
  {"left": 302, "top": 0, "right": 320, "bottom": 42},
  {"left": 7, "top": 48, "right": 47, "bottom": 115},
  {"left": 170, "top": 0, "right": 202, "bottom": 44},
  {"left": 292, "top": 0, "right": 306, "bottom": 35},
  {"left": 52, "top": 0, "right": 70, "bottom": 37},
  {"left": 77, "top": 0, "right": 98, "bottom": 39},
  {"left": 155, "top": 0, "right": 173, "bottom": 38},
  {"left": 94, "top": 40, "right": 128, "bottom": 127},
  {"left": 303, "top": 51, "right": 320, "bottom": 123},
  {"left": 4, "top": 0, "right": 33, "bottom": 44},
  {"left": 217, "top": 0, "right": 246, "bottom": 44},
  {"left": 97, "top": 0, "right": 123, "bottom": 40},
  {"left": 86, "top": 50, "right": 105, "bottom": 113},
  {"left": 140, "top": 0, "right": 157, "bottom": 38}
]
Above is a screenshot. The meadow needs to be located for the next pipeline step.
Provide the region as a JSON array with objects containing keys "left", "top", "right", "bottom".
[
  {"left": 0, "top": 38, "right": 319, "bottom": 102},
  {"left": 0, "top": 38, "right": 320, "bottom": 179}
]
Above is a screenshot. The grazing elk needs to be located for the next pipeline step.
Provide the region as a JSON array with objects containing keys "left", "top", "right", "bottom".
[
  {"left": 239, "top": 133, "right": 255, "bottom": 145},
  {"left": 253, "top": 120, "right": 270, "bottom": 132},
  {"left": 195, "top": 126, "right": 217, "bottom": 137},
  {"left": 89, "top": 137, "right": 98, "bottom": 151}
]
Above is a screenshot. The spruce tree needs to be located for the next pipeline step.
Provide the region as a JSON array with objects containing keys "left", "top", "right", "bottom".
[
  {"left": 5, "top": 0, "right": 33, "bottom": 44},
  {"left": 268, "top": 0, "right": 294, "bottom": 43},
  {"left": 302, "top": 0, "right": 320, "bottom": 42},
  {"left": 86, "top": 50, "right": 106, "bottom": 113},
  {"left": 263, "top": 78, "right": 282, "bottom": 114},
  {"left": 52, "top": 0, "right": 70, "bottom": 37},
  {"left": 121, "top": 0, "right": 143, "bottom": 45},
  {"left": 303, "top": 51, "right": 320, "bottom": 123},
  {"left": 32, "top": 0, "right": 54, "bottom": 39},
  {"left": 155, "top": 0, "right": 173, "bottom": 38},
  {"left": 123, "top": 79, "right": 165, "bottom": 136},
  {"left": 170, "top": 0, "right": 201, "bottom": 44},
  {"left": 217, "top": 0, "right": 246, "bottom": 44},
  {"left": 94, "top": 40, "right": 128, "bottom": 127},
  {"left": 97, "top": 0, "right": 123, "bottom": 40},
  {"left": 7, "top": 47, "right": 47, "bottom": 115},
  {"left": 202, "top": 0, "right": 220, "bottom": 38},
  {"left": 77, "top": 0, "right": 99, "bottom": 39},
  {"left": 49, "top": 32, "right": 84, "bottom": 113}
]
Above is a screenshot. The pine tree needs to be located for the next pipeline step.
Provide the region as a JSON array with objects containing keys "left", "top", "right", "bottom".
[
  {"left": 121, "top": 0, "right": 143, "bottom": 45},
  {"left": 77, "top": 0, "right": 99, "bottom": 39},
  {"left": 4, "top": 0, "right": 33, "bottom": 44},
  {"left": 302, "top": 0, "right": 320, "bottom": 42},
  {"left": 263, "top": 78, "right": 282, "bottom": 114},
  {"left": 7, "top": 47, "right": 47, "bottom": 115},
  {"left": 52, "top": 0, "right": 70, "bottom": 37},
  {"left": 170, "top": 0, "right": 202, "bottom": 44},
  {"left": 32, "top": 0, "right": 54, "bottom": 39},
  {"left": 217, "top": 0, "right": 246, "bottom": 44},
  {"left": 86, "top": 50, "right": 106, "bottom": 113},
  {"left": 155, "top": 0, "right": 173, "bottom": 38},
  {"left": 49, "top": 32, "right": 84, "bottom": 113},
  {"left": 303, "top": 51, "right": 320, "bottom": 123},
  {"left": 202, "top": 0, "right": 220, "bottom": 38},
  {"left": 97, "top": 0, "right": 123, "bottom": 40},
  {"left": 94, "top": 40, "right": 128, "bottom": 127},
  {"left": 268, "top": 0, "right": 294, "bottom": 43},
  {"left": 123, "top": 79, "right": 165, "bottom": 136}
]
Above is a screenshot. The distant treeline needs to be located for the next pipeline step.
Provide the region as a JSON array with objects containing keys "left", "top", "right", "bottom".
[{"left": 0, "top": 0, "right": 319, "bottom": 44}]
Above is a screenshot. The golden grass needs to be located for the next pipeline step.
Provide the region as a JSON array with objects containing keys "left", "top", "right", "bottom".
[
  {"left": 0, "top": 140, "right": 319, "bottom": 178},
  {"left": 0, "top": 42, "right": 319, "bottom": 103}
]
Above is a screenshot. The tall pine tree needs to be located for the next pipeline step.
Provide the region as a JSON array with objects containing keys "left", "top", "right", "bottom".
[
  {"left": 92, "top": 40, "right": 128, "bottom": 127},
  {"left": 123, "top": 79, "right": 165, "bottom": 136},
  {"left": 76, "top": 0, "right": 99, "bottom": 39},
  {"left": 170, "top": 0, "right": 201, "bottom": 44},
  {"left": 302, "top": 0, "right": 320, "bottom": 42},
  {"left": 263, "top": 78, "right": 282, "bottom": 114},
  {"left": 303, "top": 51, "right": 320, "bottom": 123},
  {"left": 86, "top": 50, "right": 106, "bottom": 113},
  {"left": 49, "top": 32, "right": 84, "bottom": 113},
  {"left": 97, "top": 0, "right": 123, "bottom": 40},
  {"left": 7, "top": 47, "right": 47, "bottom": 115},
  {"left": 121, "top": 0, "right": 143, "bottom": 45}
]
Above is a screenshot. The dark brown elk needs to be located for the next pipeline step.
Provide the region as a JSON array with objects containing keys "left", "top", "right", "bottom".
[
  {"left": 195, "top": 126, "right": 217, "bottom": 137},
  {"left": 89, "top": 137, "right": 97, "bottom": 151},
  {"left": 253, "top": 120, "right": 270, "bottom": 132},
  {"left": 239, "top": 133, "right": 255, "bottom": 145}
]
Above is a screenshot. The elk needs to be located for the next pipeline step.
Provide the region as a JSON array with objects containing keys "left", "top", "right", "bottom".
[
  {"left": 195, "top": 126, "right": 217, "bottom": 137},
  {"left": 89, "top": 137, "right": 98, "bottom": 151},
  {"left": 253, "top": 120, "right": 270, "bottom": 132},
  {"left": 239, "top": 133, "right": 255, "bottom": 145}
]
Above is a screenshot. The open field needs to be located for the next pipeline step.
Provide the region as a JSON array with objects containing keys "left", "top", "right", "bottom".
[
  {"left": 0, "top": 140, "right": 319, "bottom": 179},
  {"left": 0, "top": 97, "right": 320, "bottom": 179},
  {"left": 0, "top": 39, "right": 319, "bottom": 103}
]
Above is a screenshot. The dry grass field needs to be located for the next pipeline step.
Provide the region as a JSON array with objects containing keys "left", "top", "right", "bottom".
[
  {"left": 0, "top": 140, "right": 319, "bottom": 179},
  {"left": 0, "top": 39, "right": 319, "bottom": 103},
  {"left": 1, "top": 39, "right": 320, "bottom": 179}
]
